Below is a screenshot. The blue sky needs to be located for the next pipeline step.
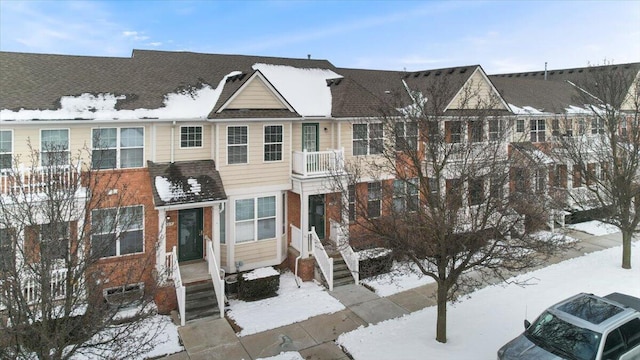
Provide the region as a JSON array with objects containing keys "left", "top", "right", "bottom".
[{"left": 1, "top": 0, "right": 638, "bottom": 73}]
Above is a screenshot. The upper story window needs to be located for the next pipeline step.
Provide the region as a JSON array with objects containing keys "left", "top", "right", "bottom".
[
  {"left": 367, "top": 182, "right": 382, "bottom": 218},
  {"left": 0, "top": 130, "right": 12, "bottom": 169},
  {"left": 591, "top": 118, "right": 604, "bottom": 135},
  {"left": 469, "top": 177, "right": 485, "bottom": 206},
  {"left": 516, "top": 119, "right": 525, "bottom": 133},
  {"left": 395, "top": 122, "right": 418, "bottom": 151},
  {"left": 264, "top": 125, "right": 283, "bottom": 162},
  {"left": 529, "top": 119, "right": 546, "bottom": 142},
  {"left": 92, "top": 127, "right": 144, "bottom": 169},
  {"left": 445, "top": 121, "right": 462, "bottom": 143},
  {"left": 353, "top": 123, "right": 383, "bottom": 155},
  {"left": 469, "top": 121, "right": 483, "bottom": 143},
  {"left": 40, "top": 222, "right": 69, "bottom": 261},
  {"left": 228, "top": 126, "right": 248, "bottom": 164},
  {"left": 235, "top": 196, "right": 276, "bottom": 243},
  {"left": 41, "top": 129, "right": 69, "bottom": 166},
  {"left": 0, "top": 228, "right": 13, "bottom": 272},
  {"left": 578, "top": 119, "right": 586, "bottom": 136},
  {"left": 488, "top": 119, "right": 503, "bottom": 141},
  {"left": 180, "top": 126, "right": 203, "bottom": 148},
  {"left": 348, "top": 185, "right": 356, "bottom": 222},
  {"left": 393, "top": 178, "right": 419, "bottom": 212},
  {"left": 91, "top": 205, "right": 144, "bottom": 258},
  {"left": 535, "top": 169, "right": 546, "bottom": 193}
]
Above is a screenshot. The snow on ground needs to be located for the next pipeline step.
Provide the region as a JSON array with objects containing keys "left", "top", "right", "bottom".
[
  {"left": 568, "top": 220, "right": 621, "bottom": 236},
  {"left": 337, "top": 243, "right": 639, "bottom": 360},
  {"left": 362, "top": 261, "right": 435, "bottom": 297},
  {"left": 256, "top": 351, "right": 304, "bottom": 360},
  {"left": 362, "top": 231, "right": 579, "bottom": 297},
  {"left": 226, "top": 271, "right": 345, "bottom": 336}
]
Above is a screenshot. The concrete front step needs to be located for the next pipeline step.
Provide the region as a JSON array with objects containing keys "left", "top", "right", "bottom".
[{"left": 184, "top": 281, "right": 220, "bottom": 323}]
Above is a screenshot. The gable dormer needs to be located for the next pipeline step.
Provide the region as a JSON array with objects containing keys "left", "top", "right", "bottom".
[
  {"left": 446, "top": 67, "right": 511, "bottom": 112},
  {"left": 220, "top": 71, "right": 294, "bottom": 112}
]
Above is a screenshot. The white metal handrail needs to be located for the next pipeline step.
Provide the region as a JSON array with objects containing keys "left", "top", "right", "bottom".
[
  {"left": 205, "top": 236, "right": 225, "bottom": 312},
  {"left": 292, "top": 148, "right": 344, "bottom": 177},
  {"left": 310, "top": 227, "right": 334, "bottom": 291},
  {"left": 170, "top": 246, "right": 186, "bottom": 326},
  {"left": 330, "top": 219, "right": 359, "bottom": 285}
]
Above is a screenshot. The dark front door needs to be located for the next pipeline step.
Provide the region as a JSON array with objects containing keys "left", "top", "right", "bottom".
[
  {"left": 178, "top": 208, "right": 203, "bottom": 262},
  {"left": 302, "top": 123, "right": 319, "bottom": 152},
  {"left": 308, "top": 195, "right": 325, "bottom": 239}
]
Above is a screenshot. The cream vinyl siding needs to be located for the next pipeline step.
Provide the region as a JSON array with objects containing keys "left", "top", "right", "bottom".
[
  {"left": 217, "top": 122, "right": 290, "bottom": 191},
  {"left": 291, "top": 120, "right": 335, "bottom": 152},
  {"left": 234, "top": 238, "right": 278, "bottom": 265},
  {"left": 220, "top": 244, "right": 228, "bottom": 267},
  {"left": 226, "top": 78, "right": 287, "bottom": 110},
  {"left": 153, "top": 123, "right": 212, "bottom": 162},
  {"left": 7, "top": 124, "right": 153, "bottom": 168},
  {"left": 448, "top": 70, "right": 508, "bottom": 111}
]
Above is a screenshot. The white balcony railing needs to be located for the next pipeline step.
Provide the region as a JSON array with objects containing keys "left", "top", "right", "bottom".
[
  {"left": 0, "top": 267, "right": 80, "bottom": 311},
  {"left": 1, "top": 164, "right": 82, "bottom": 196},
  {"left": 292, "top": 148, "right": 344, "bottom": 178},
  {"left": 205, "top": 236, "right": 225, "bottom": 313}
]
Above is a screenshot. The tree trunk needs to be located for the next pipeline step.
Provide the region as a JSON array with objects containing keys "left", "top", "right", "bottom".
[
  {"left": 622, "top": 229, "right": 632, "bottom": 269},
  {"left": 436, "top": 282, "right": 448, "bottom": 343}
]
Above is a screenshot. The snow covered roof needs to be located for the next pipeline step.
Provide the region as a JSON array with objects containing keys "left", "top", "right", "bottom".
[{"left": 147, "top": 160, "right": 226, "bottom": 208}]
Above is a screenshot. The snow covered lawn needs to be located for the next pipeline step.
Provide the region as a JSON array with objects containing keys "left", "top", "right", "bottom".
[
  {"left": 256, "top": 352, "right": 304, "bottom": 360},
  {"left": 226, "top": 271, "right": 345, "bottom": 336},
  {"left": 568, "top": 220, "right": 621, "bottom": 236},
  {"left": 337, "top": 243, "right": 639, "bottom": 360}
]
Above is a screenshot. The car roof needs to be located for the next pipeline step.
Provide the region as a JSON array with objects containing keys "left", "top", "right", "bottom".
[{"left": 548, "top": 293, "right": 639, "bottom": 333}]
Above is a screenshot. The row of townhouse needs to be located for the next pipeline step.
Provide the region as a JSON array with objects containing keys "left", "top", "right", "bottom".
[{"left": 1, "top": 49, "right": 638, "bottom": 323}]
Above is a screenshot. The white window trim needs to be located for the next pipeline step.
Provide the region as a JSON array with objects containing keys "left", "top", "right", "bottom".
[
  {"left": 40, "top": 128, "right": 70, "bottom": 166},
  {"left": 353, "top": 122, "right": 384, "bottom": 156},
  {"left": 529, "top": 119, "right": 546, "bottom": 143},
  {"left": 0, "top": 129, "right": 13, "bottom": 170},
  {"left": 367, "top": 182, "right": 382, "bottom": 218},
  {"left": 227, "top": 125, "right": 249, "bottom": 165},
  {"left": 263, "top": 124, "right": 284, "bottom": 163},
  {"left": 234, "top": 195, "right": 277, "bottom": 243},
  {"left": 91, "top": 205, "right": 145, "bottom": 258},
  {"left": 91, "top": 126, "right": 145, "bottom": 169},
  {"left": 179, "top": 125, "right": 204, "bottom": 149}
]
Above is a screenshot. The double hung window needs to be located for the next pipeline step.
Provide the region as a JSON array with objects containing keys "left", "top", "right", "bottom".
[
  {"left": 91, "top": 206, "right": 144, "bottom": 258},
  {"left": 228, "top": 126, "right": 248, "bottom": 164},
  {"left": 264, "top": 125, "right": 283, "bottom": 161},
  {"left": 395, "top": 122, "right": 418, "bottom": 151},
  {"left": 235, "top": 196, "right": 276, "bottom": 242},
  {"left": 0, "top": 130, "right": 12, "bottom": 169},
  {"left": 40, "top": 222, "right": 69, "bottom": 261},
  {"left": 353, "top": 123, "right": 383, "bottom": 155},
  {"left": 393, "top": 178, "right": 419, "bottom": 212},
  {"left": 41, "top": 129, "right": 70, "bottom": 166},
  {"left": 92, "top": 127, "right": 144, "bottom": 169},
  {"left": 530, "top": 119, "right": 546, "bottom": 142},
  {"left": 180, "top": 126, "right": 203, "bottom": 148},
  {"left": 367, "top": 182, "right": 382, "bottom": 218}
]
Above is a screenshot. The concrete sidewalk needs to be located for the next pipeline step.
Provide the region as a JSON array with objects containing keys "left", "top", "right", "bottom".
[{"left": 165, "top": 230, "right": 632, "bottom": 360}]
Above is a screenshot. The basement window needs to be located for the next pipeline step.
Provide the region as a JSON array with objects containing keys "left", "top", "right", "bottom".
[{"left": 103, "top": 283, "right": 145, "bottom": 307}]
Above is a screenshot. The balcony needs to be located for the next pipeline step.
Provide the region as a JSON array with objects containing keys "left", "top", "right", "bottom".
[
  {"left": 0, "top": 164, "right": 82, "bottom": 196},
  {"left": 292, "top": 149, "right": 344, "bottom": 178}
]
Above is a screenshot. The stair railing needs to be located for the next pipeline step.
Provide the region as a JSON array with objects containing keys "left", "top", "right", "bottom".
[
  {"left": 310, "top": 227, "right": 333, "bottom": 291},
  {"left": 205, "top": 236, "right": 225, "bottom": 312},
  {"left": 170, "top": 246, "right": 186, "bottom": 326},
  {"left": 330, "top": 219, "right": 359, "bottom": 285}
]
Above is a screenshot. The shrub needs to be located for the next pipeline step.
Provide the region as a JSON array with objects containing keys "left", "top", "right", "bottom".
[{"left": 237, "top": 267, "right": 280, "bottom": 301}]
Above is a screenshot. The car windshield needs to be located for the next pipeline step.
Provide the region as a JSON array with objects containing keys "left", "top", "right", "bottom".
[{"left": 525, "top": 311, "right": 601, "bottom": 360}]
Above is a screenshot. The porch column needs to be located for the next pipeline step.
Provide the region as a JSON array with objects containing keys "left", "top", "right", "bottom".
[
  {"left": 300, "top": 191, "right": 310, "bottom": 258},
  {"left": 213, "top": 203, "right": 221, "bottom": 267},
  {"left": 156, "top": 209, "right": 167, "bottom": 283}
]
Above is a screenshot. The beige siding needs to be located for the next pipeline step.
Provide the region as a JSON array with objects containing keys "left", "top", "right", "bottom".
[
  {"left": 234, "top": 239, "right": 278, "bottom": 264},
  {"left": 153, "top": 123, "right": 213, "bottom": 162},
  {"left": 7, "top": 123, "right": 154, "bottom": 168},
  {"left": 449, "top": 70, "right": 508, "bottom": 110},
  {"left": 220, "top": 244, "right": 228, "bottom": 267},
  {"left": 291, "top": 121, "right": 335, "bottom": 152},
  {"left": 217, "top": 122, "right": 291, "bottom": 191},
  {"left": 226, "top": 78, "right": 286, "bottom": 110}
]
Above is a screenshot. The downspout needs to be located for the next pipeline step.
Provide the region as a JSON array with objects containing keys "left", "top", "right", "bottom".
[
  {"left": 294, "top": 253, "right": 302, "bottom": 288},
  {"left": 294, "top": 187, "right": 305, "bottom": 288},
  {"left": 170, "top": 121, "right": 176, "bottom": 163}
]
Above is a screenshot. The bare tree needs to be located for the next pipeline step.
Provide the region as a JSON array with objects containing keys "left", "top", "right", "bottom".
[
  {"left": 330, "top": 74, "right": 573, "bottom": 343},
  {"left": 554, "top": 64, "right": 640, "bottom": 269},
  {"left": 0, "top": 142, "right": 164, "bottom": 359}
]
